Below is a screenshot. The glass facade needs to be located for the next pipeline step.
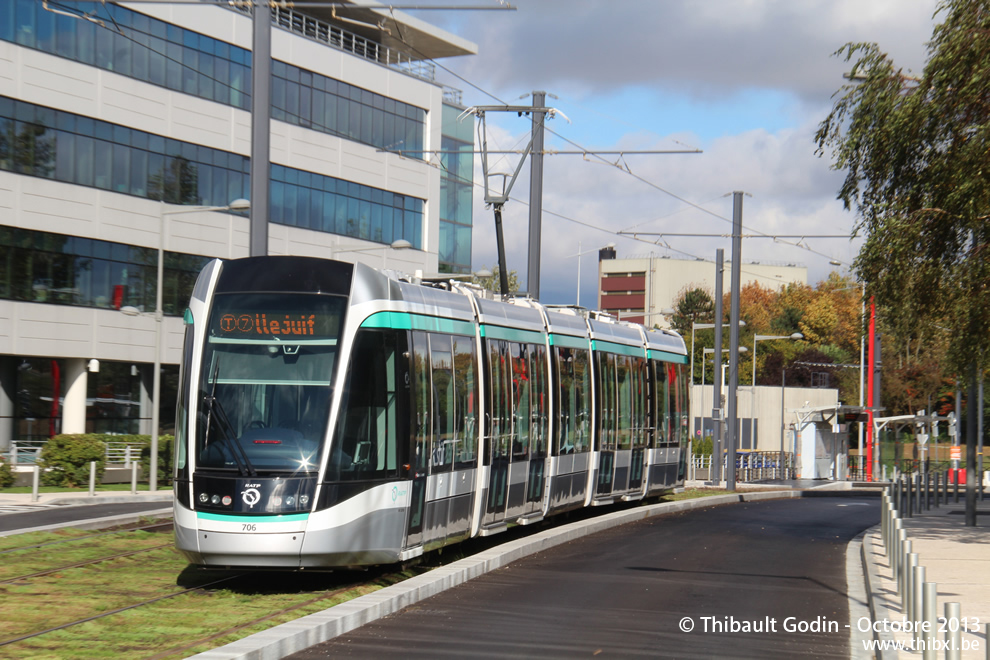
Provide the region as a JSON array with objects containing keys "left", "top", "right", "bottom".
[
  {"left": 0, "top": 0, "right": 424, "bottom": 154},
  {"left": 0, "top": 226, "right": 211, "bottom": 316},
  {"left": 9, "top": 357, "right": 178, "bottom": 442},
  {"left": 0, "top": 96, "right": 424, "bottom": 249},
  {"left": 438, "top": 104, "right": 474, "bottom": 273}
]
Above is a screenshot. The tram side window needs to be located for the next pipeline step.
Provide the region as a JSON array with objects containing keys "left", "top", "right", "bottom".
[
  {"left": 530, "top": 343, "right": 549, "bottom": 458},
  {"left": 652, "top": 361, "right": 669, "bottom": 448},
  {"left": 327, "top": 330, "right": 403, "bottom": 481},
  {"left": 452, "top": 336, "right": 478, "bottom": 468},
  {"left": 666, "top": 363, "right": 678, "bottom": 448},
  {"left": 487, "top": 339, "right": 512, "bottom": 464},
  {"left": 430, "top": 334, "right": 455, "bottom": 472},
  {"left": 674, "top": 363, "right": 688, "bottom": 447},
  {"left": 632, "top": 357, "right": 649, "bottom": 449},
  {"left": 511, "top": 342, "right": 530, "bottom": 459},
  {"left": 616, "top": 355, "right": 633, "bottom": 451},
  {"left": 555, "top": 346, "right": 591, "bottom": 455},
  {"left": 597, "top": 353, "right": 617, "bottom": 451}
]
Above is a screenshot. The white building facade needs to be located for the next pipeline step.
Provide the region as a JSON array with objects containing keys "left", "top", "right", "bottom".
[
  {"left": 598, "top": 253, "right": 808, "bottom": 325},
  {"left": 0, "top": 2, "right": 476, "bottom": 449}
]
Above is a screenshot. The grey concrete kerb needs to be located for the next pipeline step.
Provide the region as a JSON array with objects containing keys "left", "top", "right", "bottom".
[{"left": 192, "top": 490, "right": 813, "bottom": 660}]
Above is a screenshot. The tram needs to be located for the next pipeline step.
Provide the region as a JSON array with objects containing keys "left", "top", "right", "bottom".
[{"left": 173, "top": 256, "right": 689, "bottom": 569}]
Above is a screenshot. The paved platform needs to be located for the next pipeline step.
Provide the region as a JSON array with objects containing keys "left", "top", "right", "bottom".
[{"left": 862, "top": 497, "right": 990, "bottom": 658}]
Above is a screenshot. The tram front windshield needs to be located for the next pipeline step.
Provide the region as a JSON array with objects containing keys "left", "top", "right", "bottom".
[{"left": 195, "top": 293, "right": 345, "bottom": 474}]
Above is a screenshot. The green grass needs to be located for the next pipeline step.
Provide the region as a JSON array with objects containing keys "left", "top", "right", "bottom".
[{"left": 0, "top": 487, "right": 757, "bottom": 658}]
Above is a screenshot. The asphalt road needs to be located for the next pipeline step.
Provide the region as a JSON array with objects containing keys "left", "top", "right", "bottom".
[
  {"left": 286, "top": 496, "right": 878, "bottom": 659},
  {"left": 0, "top": 501, "right": 172, "bottom": 533}
]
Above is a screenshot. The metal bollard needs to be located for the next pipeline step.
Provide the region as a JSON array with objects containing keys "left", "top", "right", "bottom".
[
  {"left": 912, "top": 563, "right": 924, "bottom": 646},
  {"left": 131, "top": 461, "right": 138, "bottom": 495},
  {"left": 901, "top": 541, "right": 914, "bottom": 599},
  {"left": 907, "top": 475, "right": 914, "bottom": 518},
  {"left": 944, "top": 469, "right": 950, "bottom": 503},
  {"left": 904, "top": 550, "right": 916, "bottom": 614},
  {"left": 945, "top": 601, "right": 961, "bottom": 660},
  {"left": 934, "top": 470, "right": 940, "bottom": 508},
  {"left": 922, "top": 582, "right": 937, "bottom": 660},
  {"left": 954, "top": 473, "right": 960, "bottom": 503},
  {"left": 881, "top": 493, "right": 889, "bottom": 548},
  {"left": 89, "top": 460, "right": 96, "bottom": 496},
  {"left": 31, "top": 464, "right": 40, "bottom": 503}
]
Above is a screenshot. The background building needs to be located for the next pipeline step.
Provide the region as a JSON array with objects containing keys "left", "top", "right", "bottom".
[
  {"left": 0, "top": 1, "right": 476, "bottom": 451},
  {"left": 597, "top": 251, "right": 807, "bottom": 325}
]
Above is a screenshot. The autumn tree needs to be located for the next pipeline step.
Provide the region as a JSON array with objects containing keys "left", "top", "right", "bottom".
[
  {"left": 815, "top": 0, "right": 990, "bottom": 383},
  {"left": 670, "top": 286, "right": 714, "bottom": 336}
]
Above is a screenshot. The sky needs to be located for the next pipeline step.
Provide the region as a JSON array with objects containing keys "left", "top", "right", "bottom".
[{"left": 406, "top": 0, "right": 942, "bottom": 307}]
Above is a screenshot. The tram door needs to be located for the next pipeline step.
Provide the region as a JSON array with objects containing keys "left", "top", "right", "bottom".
[
  {"left": 405, "top": 332, "right": 430, "bottom": 548},
  {"left": 483, "top": 340, "right": 511, "bottom": 527},
  {"left": 596, "top": 353, "right": 617, "bottom": 496}
]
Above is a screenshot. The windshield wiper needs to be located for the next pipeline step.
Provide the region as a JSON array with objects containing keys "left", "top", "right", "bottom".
[{"left": 202, "top": 358, "right": 257, "bottom": 477}]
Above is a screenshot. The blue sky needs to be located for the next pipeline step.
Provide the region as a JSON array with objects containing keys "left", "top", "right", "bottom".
[{"left": 408, "top": 0, "right": 941, "bottom": 305}]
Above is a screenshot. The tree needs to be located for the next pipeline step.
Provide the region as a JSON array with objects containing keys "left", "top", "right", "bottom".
[
  {"left": 670, "top": 286, "right": 714, "bottom": 336},
  {"left": 472, "top": 265, "right": 520, "bottom": 295},
  {"left": 815, "top": 0, "right": 990, "bottom": 376}
]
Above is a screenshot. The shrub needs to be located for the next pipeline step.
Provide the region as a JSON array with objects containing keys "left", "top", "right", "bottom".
[
  {"left": 38, "top": 434, "right": 106, "bottom": 488},
  {"left": 0, "top": 456, "right": 14, "bottom": 488}
]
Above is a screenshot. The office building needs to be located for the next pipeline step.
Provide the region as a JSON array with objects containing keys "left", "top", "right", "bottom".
[{"left": 0, "top": 1, "right": 476, "bottom": 449}]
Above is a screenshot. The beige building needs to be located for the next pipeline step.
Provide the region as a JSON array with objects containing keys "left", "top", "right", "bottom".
[{"left": 597, "top": 252, "right": 807, "bottom": 325}]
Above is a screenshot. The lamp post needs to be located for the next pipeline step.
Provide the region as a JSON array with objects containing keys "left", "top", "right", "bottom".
[
  {"left": 123, "top": 198, "right": 249, "bottom": 492},
  {"left": 751, "top": 333, "right": 802, "bottom": 450},
  {"left": 568, "top": 242, "right": 614, "bottom": 308},
  {"left": 333, "top": 238, "right": 413, "bottom": 268},
  {"left": 691, "top": 320, "right": 746, "bottom": 385}
]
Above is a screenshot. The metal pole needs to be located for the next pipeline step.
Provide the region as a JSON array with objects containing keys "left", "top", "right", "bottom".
[
  {"left": 493, "top": 205, "right": 510, "bottom": 297},
  {"left": 250, "top": 1, "right": 271, "bottom": 257},
  {"left": 89, "top": 460, "right": 96, "bottom": 496},
  {"left": 31, "top": 465, "right": 39, "bottom": 503},
  {"left": 966, "top": 362, "right": 977, "bottom": 526},
  {"left": 712, "top": 249, "right": 724, "bottom": 484},
  {"left": 726, "top": 192, "right": 744, "bottom": 491},
  {"left": 527, "top": 91, "right": 546, "bottom": 300},
  {"left": 150, "top": 204, "right": 164, "bottom": 493},
  {"left": 575, "top": 241, "right": 582, "bottom": 307},
  {"left": 866, "top": 298, "right": 876, "bottom": 481}
]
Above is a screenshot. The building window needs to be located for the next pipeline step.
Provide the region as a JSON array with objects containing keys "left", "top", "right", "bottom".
[
  {"left": 0, "top": 226, "right": 210, "bottom": 316},
  {"left": 0, "top": 97, "right": 425, "bottom": 249},
  {"left": 1, "top": 1, "right": 426, "bottom": 155}
]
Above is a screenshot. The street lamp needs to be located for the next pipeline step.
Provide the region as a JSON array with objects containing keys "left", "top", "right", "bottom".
[
  {"left": 691, "top": 320, "right": 745, "bottom": 385},
  {"left": 750, "top": 333, "right": 802, "bottom": 450},
  {"left": 123, "top": 197, "right": 250, "bottom": 492},
  {"left": 568, "top": 241, "right": 614, "bottom": 307},
  {"left": 333, "top": 238, "right": 413, "bottom": 268}
]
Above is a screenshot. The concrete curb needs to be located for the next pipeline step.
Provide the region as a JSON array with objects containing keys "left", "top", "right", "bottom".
[{"left": 192, "top": 490, "right": 811, "bottom": 660}]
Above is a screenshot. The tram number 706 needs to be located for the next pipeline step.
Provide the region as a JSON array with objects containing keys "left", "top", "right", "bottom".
[{"left": 242, "top": 524, "right": 257, "bottom": 532}]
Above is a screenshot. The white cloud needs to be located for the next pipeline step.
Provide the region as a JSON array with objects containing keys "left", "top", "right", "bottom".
[{"left": 413, "top": 1, "right": 939, "bottom": 303}]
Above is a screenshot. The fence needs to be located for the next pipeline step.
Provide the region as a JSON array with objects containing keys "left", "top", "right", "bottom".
[
  {"left": 690, "top": 450, "right": 795, "bottom": 482},
  {"left": 3, "top": 440, "right": 145, "bottom": 466}
]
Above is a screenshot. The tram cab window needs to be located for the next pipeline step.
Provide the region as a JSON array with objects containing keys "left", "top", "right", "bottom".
[{"left": 196, "top": 292, "right": 342, "bottom": 473}]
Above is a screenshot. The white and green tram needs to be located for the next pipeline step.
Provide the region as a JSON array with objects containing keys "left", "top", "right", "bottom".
[{"left": 173, "top": 256, "right": 689, "bottom": 569}]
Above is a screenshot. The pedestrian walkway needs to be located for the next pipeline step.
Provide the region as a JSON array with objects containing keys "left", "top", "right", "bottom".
[
  {"left": 862, "top": 498, "right": 990, "bottom": 658},
  {"left": 0, "top": 490, "right": 172, "bottom": 508}
]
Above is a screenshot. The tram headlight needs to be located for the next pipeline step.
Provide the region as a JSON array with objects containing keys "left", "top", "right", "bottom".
[
  {"left": 299, "top": 494, "right": 310, "bottom": 506},
  {"left": 211, "top": 494, "right": 221, "bottom": 505},
  {"left": 285, "top": 496, "right": 296, "bottom": 506},
  {"left": 198, "top": 492, "right": 209, "bottom": 504}
]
